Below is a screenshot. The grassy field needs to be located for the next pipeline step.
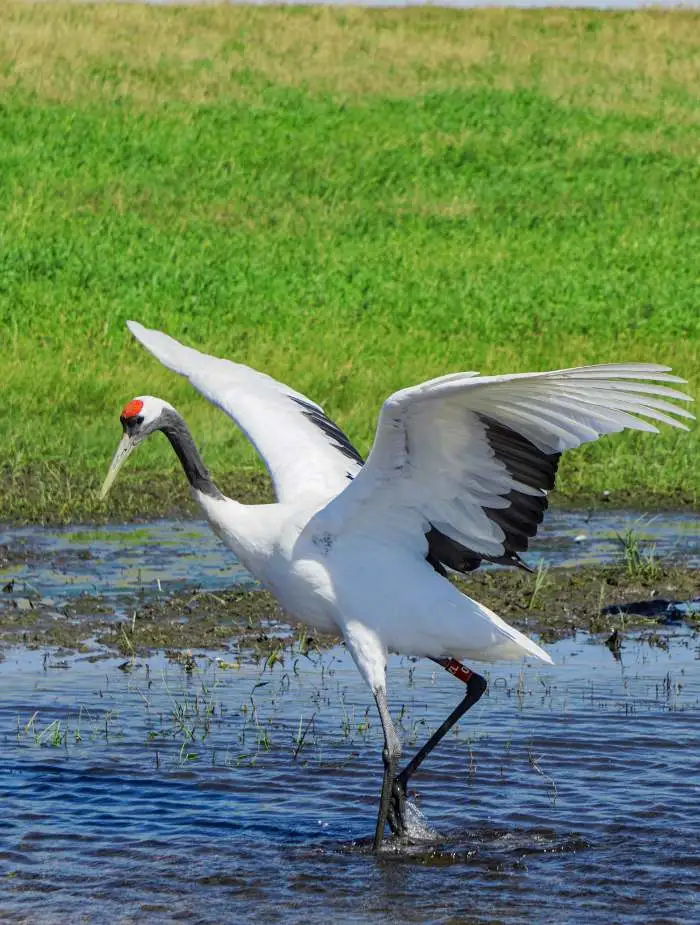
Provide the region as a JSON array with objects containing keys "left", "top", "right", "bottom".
[{"left": 1, "top": 4, "right": 698, "bottom": 522}]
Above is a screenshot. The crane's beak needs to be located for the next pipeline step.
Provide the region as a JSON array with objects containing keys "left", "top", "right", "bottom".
[{"left": 100, "top": 434, "right": 136, "bottom": 500}]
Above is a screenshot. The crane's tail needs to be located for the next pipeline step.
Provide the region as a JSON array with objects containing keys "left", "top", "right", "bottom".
[{"left": 470, "top": 602, "right": 555, "bottom": 665}]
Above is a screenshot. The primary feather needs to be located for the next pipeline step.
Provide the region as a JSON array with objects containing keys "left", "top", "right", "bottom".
[{"left": 320, "top": 363, "right": 693, "bottom": 569}]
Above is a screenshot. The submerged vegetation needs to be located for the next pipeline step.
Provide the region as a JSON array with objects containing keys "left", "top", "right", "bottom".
[{"left": 1, "top": 5, "right": 699, "bottom": 521}]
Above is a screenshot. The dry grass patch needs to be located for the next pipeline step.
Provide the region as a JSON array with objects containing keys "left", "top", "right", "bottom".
[{"left": 1, "top": 5, "right": 700, "bottom": 121}]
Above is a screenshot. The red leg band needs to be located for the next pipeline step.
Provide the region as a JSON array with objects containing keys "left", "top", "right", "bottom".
[{"left": 435, "top": 657, "right": 474, "bottom": 685}]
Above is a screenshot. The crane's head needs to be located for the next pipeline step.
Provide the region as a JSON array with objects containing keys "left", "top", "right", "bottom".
[{"left": 100, "top": 396, "right": 174, "bottom": 499}]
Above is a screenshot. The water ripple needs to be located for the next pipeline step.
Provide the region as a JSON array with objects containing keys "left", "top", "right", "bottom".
[{"left": 0, "top": 632, "right": 698, "bottom": 924}]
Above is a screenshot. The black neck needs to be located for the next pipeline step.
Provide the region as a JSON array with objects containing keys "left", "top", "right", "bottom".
[{"left": 159, "top": 409, "right": 223, "bottom": 499}]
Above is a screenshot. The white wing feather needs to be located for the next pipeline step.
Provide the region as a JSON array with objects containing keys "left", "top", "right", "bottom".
[
  {"left": 127, "top": 321, "right": 693, "bottom": 563},
  {"left": 127, "top": 322, "right": 362, "bottom": 501},
  {"left": 322, "top": 364, "right": 694, "bottom": 560}
]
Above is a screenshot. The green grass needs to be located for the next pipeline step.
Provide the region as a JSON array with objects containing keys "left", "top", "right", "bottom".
[
  {"left": 615, "top": 525, "right": 662, "bottom": 580},
  {"left": 0, "top": 5, "right": 698, "bottom": 522}
]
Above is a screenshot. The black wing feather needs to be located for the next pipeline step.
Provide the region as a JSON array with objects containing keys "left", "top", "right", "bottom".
[{"left": 293, "top": 398, "right": 559, "bottom": 576}]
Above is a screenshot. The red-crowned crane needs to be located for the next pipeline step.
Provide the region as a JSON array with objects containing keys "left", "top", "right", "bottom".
[{"left": 101, "top": 321, "right": 694, "bottom": 849}]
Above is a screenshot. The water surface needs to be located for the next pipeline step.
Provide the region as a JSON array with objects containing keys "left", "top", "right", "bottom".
[
  {"left": 0, "top": 512, "right": 698, "bottom": 924},
  {"left": 2, "top": 509, "right": 698, "bottom": 607},
  {"left": 1, "top": 631, "right": 699, "bottom": 923}
]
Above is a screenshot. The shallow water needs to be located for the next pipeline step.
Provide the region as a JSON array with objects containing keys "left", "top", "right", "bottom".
[
  {"left": 0, "top": 512, "right": 698, "bottom": 924},
  {"left": 2, "top": 509, "right": 698, "bottom": 610},
  {"left": 1, "top": 632, "right": 699, "bottom": 924}
]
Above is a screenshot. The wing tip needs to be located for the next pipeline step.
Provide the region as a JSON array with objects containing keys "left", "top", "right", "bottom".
[{"left": 126, "top": 319, "right": 147, "bottom": 338}]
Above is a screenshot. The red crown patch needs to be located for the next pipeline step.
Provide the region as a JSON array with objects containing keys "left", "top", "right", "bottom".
[{"left": 121, "top": 399, "right": 144, "bottom": 419}]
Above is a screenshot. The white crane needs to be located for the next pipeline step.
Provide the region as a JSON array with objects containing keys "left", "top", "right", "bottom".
[{"left": 101, "top": 321, "right": 694, "bottom": 849}]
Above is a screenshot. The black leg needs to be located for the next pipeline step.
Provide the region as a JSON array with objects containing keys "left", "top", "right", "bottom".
[
  {"left": 389, "top": 658, "right": 487, "bottom": 827},
  {"left": 373, "top": 686, "right": 405, "bottom": 850}
]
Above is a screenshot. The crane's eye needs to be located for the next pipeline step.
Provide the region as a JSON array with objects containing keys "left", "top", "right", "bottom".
[{"left": 120, "top": 413, "right": 145, "bottom": 431}]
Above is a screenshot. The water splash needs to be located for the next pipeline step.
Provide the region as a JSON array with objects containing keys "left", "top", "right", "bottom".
[{"left": 404, "top": 799, "right": 440, "bottom": 842}]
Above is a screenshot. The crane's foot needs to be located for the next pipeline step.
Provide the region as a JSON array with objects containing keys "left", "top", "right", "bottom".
[
  {"left": 387, "top": 775, "right": 407, "bottom": 837},
  {"left": 373, "top": 737, "right": 403, "bottom": 850}
]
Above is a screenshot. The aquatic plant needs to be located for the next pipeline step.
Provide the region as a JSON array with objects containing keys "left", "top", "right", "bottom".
[
  {"left": 527, "top": 741, "right": 558, "bottom": 806},
  {"left": 527, "top": 561, "right": 551, "bottom": 611},
  {"left": 616, "top": 528, "right": 662, "bottom": 581}
]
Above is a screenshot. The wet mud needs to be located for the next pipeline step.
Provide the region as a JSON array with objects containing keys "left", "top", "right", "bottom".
[
  {"left": 0, "top": 582, "right": 303, "bottom": 659},
  {"left": 0, "top": 555, "right": 697, "bottom": 657},
  {"left": 0, "top": 509, "right": 698, "bottom": 658}
]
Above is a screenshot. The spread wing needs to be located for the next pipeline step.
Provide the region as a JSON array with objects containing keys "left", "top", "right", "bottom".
[
  {"left": 321, "top": 364, "right": 694, "bottom": 568},
  {"left": 127, "top": 322, "right": 363, "bottom": 501}
]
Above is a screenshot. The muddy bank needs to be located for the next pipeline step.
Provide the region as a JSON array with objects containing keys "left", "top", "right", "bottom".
[
  {"left": 0, "top": 583, "right": 306, "bottom": 660},
  {"left": 1, "top": 564, "right": 697, "bottom": 658},
  {"left": 3, "top": 464, "right": 698, "bottom": 525},
  {"left": 454, "top": 566, "right": 699, "bottom": 643}
]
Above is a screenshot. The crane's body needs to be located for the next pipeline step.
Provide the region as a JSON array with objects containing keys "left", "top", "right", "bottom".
[
  {"left": 197, "top": 489, "right": 549, "bottom": 681},
  {"left": 101, "top": 321, "right": 693, "bottom": 849},
  {"left": 196, "top": 492, "right": 343, "bottom": 636}
]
